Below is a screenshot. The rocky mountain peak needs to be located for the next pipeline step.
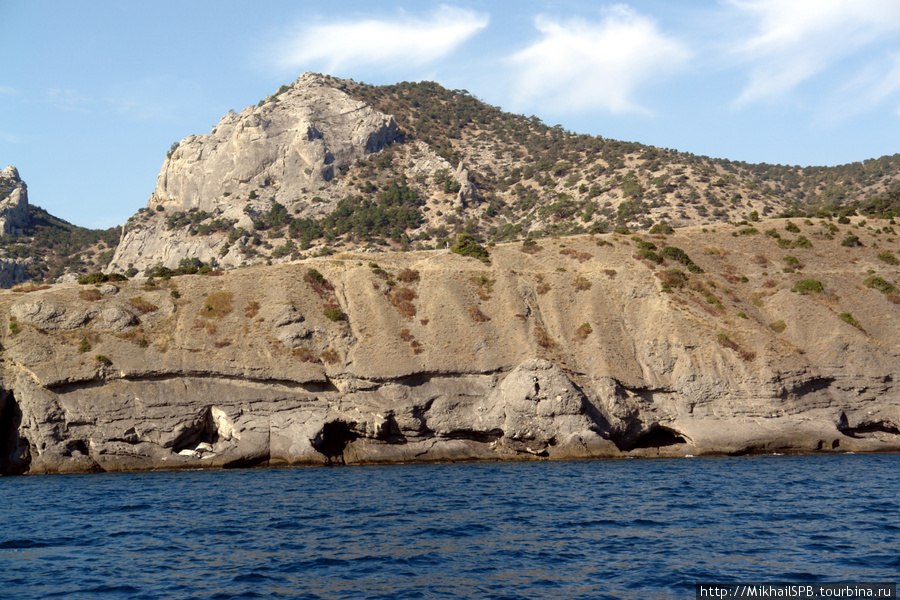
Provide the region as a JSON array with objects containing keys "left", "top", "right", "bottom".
[{"left": 109, "top": 73, "right": 407, "bottom": 272}]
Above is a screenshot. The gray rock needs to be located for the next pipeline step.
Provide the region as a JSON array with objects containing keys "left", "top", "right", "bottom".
[
  {"left": 11, "top": 299, "right": 97, "bottom": 330},
  {"left": 109, "top": 73, "right": 401, "bottom": 273}
]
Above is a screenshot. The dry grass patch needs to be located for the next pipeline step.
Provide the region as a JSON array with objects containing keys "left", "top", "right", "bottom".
[
  {"left": 199, "top": 292, "right": 233, "bottom": 319},
  {"left": 535, "top": 326, "right": 554, "bottom": 350},
  {"left": 573, "top": 276, "right": 592, "bottom": 291},
  {"left": 12, "top": 283, "right": 51, "bottom": 293},
  {"left": 469, "top": 307, "right": 491, "bottom": 322},
  {"left": 471, "top": 274, "right": 495, "bottom": 301},
  {"left": 292, "top": 347, "right": 320, "bottom": 363},
  {"left": 575, "top": 323, "right": 592, "bottom": 341},
  {"left": 129, "top": 296, "right": 158, "bottom": 314},
  {"left": 397, "top": 268, "right": 420, "bottom": 283},
  {"left": 244, "top": 301, "right": 260, "bottom": 318},
  {"left": 321, "top": 348, "right": 340, "bottom": 363},
  {"left": 390, "top": 287, "right": 417, "bottom": 319},
  {"left": 79, "top": 289, "right": 103, "bottom": 301}
]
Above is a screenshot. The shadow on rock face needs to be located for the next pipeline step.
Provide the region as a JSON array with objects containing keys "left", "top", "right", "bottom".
[
  {"left": 616, "top": 425, "right": 687, "bottom": 451},
  {"left": 0, "top": 392, "right": 31, "bottom": 475},
  {"left": 312, "top": 421, "right": 360, "bottom": 465}
]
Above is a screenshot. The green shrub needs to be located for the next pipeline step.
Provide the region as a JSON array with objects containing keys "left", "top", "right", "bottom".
[
  {"left": 9, "top": 320, "right": 20, "bottom": 335},
  {"left": 450, "top": 234, "right": 490, "bottom": 262},
  {"left": 78, "top": 338, "right": 91, "bottom": 353},
  {"left": 863, "top": 276, "right": 898, "bottom": 295},
  {"left": 783, "top": 255, "right": 800, "bottom": 267},
  {"left": 95, "top": 354, "right": 112, "bottom": 366},
  {"left": 636, "top": 247, "right": 664, "bottom": 264},
  {"left": 877, "top": 252, "right": 899, "bottom": 265},
  {"left": 839, "top": 313, "right": 863, "bottom": 330},
  {"left": 791, "top": 279, "right": 824, "bottom": 295},
  {"left": 770, "top": 320, "right": 786, "bottom": 333},
  {"left": 323, "top": 307, "right": 345, "bottom": 322},
  {"left": 791, "top": 236, "right": 813, "bottom": 249},
  {"left": 649, "top": 222, "right": 674, "bottom": 235},
  {"left": 305, "top": 268, "right": 326, "bottom": 285},
  {"left": 841, "top": 235, "right": 862, "bottom": 247},
  {"left": 659, "top": 246, "right": 703, "bottom": 273},
  {"left": 785, "top": 221, "right": 800, "bottom": 233},
  {"left": 77, "top": 272, "right": 108, "bottom": 285},
  {"left": 738, "top": 227, "right": 759, "bottom": 235}
]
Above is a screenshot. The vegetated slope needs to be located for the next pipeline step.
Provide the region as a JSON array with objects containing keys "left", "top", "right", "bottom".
[
  {"left": 0, "top": 167, "right": 120, "bottom": 285},
  {"left": 111, "top": 73, "right": 900, "bottom": 276},
  {"left": 2, "top": 215, "right": 900, "bottom": 474},
  {"left": 344, "top": 79, "right": 900, "bottom": 231},
  {"left": 0, "top": 206, "right": 121, "bottom": 283}
]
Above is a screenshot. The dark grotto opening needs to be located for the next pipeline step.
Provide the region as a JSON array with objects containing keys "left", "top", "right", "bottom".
[
  {"left": 171, "top": 407, "right": 219, "bottom": 453},
  {"left": 630, "top": 427, "right": 688, "bottom": 450},
  {"left": 313, "top": 421, "right": 360, "bottom": 465},
  {"left": 0, "top": 393, "right": 31, "bottom": 475}
]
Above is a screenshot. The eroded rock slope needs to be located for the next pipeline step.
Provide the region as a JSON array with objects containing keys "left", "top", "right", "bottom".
[{"left": 3, "top": 220, "right": 900, "bottom": 474}]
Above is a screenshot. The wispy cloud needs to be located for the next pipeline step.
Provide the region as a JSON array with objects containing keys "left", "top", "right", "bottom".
[
  {"left": 728, "top": 0, "right": 900, "bottom": 106},
  {"left": 507, "top": 6, "right": 690, "bottom": 115},
  {"left": 272, "top": 6, "right": 489, "bottom": 74},
  {"left": 46, "top": 88, "right": 92, "bottom": 112}
]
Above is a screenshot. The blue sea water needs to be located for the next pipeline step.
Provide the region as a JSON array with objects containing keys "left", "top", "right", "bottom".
[{"left": 1, "top": 454, "right": 898, "bottom": 600}]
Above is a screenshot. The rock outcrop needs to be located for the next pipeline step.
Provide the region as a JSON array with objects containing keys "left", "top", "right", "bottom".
[
  {"left": 107, "top": 74, "right": 480, "bottom": 274},
  {"left": 3, "top": 223, "right": 899, "bottom": 475},
  {"left": 0, "top": 166, "right": 29, "bottom": 236},
  {"left": 108, "top": 74, "right": 403, "bottom": 273},
  {"left": 0, "top": 166, "right": 34, "bottom": 288}
]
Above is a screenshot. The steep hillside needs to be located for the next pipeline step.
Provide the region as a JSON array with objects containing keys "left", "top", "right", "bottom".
[
  {"left": 108, "top": 73, "right": 900, "bottom": 276},
  {"left": 0, "top": 166, "right": 120, "bottom": 287},
  {"left": 3, "top": 218, "right": 899, "bottom": 474}
]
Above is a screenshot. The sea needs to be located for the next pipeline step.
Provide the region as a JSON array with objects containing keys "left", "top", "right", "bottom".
[{"left": 1, "top": 454, "right": 897, "bottom": 600}]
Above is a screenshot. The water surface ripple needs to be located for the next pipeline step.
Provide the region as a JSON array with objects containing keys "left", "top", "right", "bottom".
[{"left": 1, "top": 455, "right": 897, "bottom": 599}]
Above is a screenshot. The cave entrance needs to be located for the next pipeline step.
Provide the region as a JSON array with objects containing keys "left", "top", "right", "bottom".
[
  {"left": 313, "top": 421, "right": 359, "bottom": 465},
  {"left": 0, "top": 393, "right": 30, "bottom": 475},
  {"left": 172, "top": 407, "right": 219, "bottom": 453},
  {"left": 631, "top": 427, "right": 687, "bottom": 450}
]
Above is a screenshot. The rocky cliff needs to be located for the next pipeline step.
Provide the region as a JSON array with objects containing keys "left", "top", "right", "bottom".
[
  {"left": 0, "top": 166, "right": 34, "bottom": 288},
  {"left": 3, "top": 221, "right": 899, "bottom": 475},
  {"left": 108, "top": 73, "right": 476, "bottom": 273}
]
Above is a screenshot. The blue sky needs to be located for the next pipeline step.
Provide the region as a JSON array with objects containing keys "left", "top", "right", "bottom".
[{"left": 2, "top": 0, "right": 900, "bottom": 229}]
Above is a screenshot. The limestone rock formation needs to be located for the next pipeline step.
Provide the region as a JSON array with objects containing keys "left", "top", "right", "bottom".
[
  {"left": 108, "top": 73, "right": 403, "bottom": 273},
  {"left": 3, "top": 222, "right": 900, "bottom": 475},
  {"left": 0, "top": 166, "right": 34, "bottom": 288},
  {"left": 0, "top": 166, "right": 29, "bottom": 236}
]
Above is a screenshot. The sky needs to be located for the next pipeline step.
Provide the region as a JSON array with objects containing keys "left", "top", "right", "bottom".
[{"left": 2, "top": 0, "right": 900, "bottom": 229}]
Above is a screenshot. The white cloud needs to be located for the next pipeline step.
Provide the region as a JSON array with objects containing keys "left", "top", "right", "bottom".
[
  {"left": 273, "top": 6, "right": 489, "bottom": 73},
  {"left": 507, "top": 6, "right": 690, "bottom": 114},
  {"left": 728, "top": 0, "right": 900, "bottom": 105}
]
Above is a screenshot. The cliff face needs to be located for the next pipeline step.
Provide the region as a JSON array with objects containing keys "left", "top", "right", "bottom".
[
  {"left": 109, "top": 73, "right": 419, "bottom": 273},
  {"left": 0, "top": 166, "right": 33, "bottom": 288},
  {"left": 3, "top": 222, "right": 899, "bottom": 475}
]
